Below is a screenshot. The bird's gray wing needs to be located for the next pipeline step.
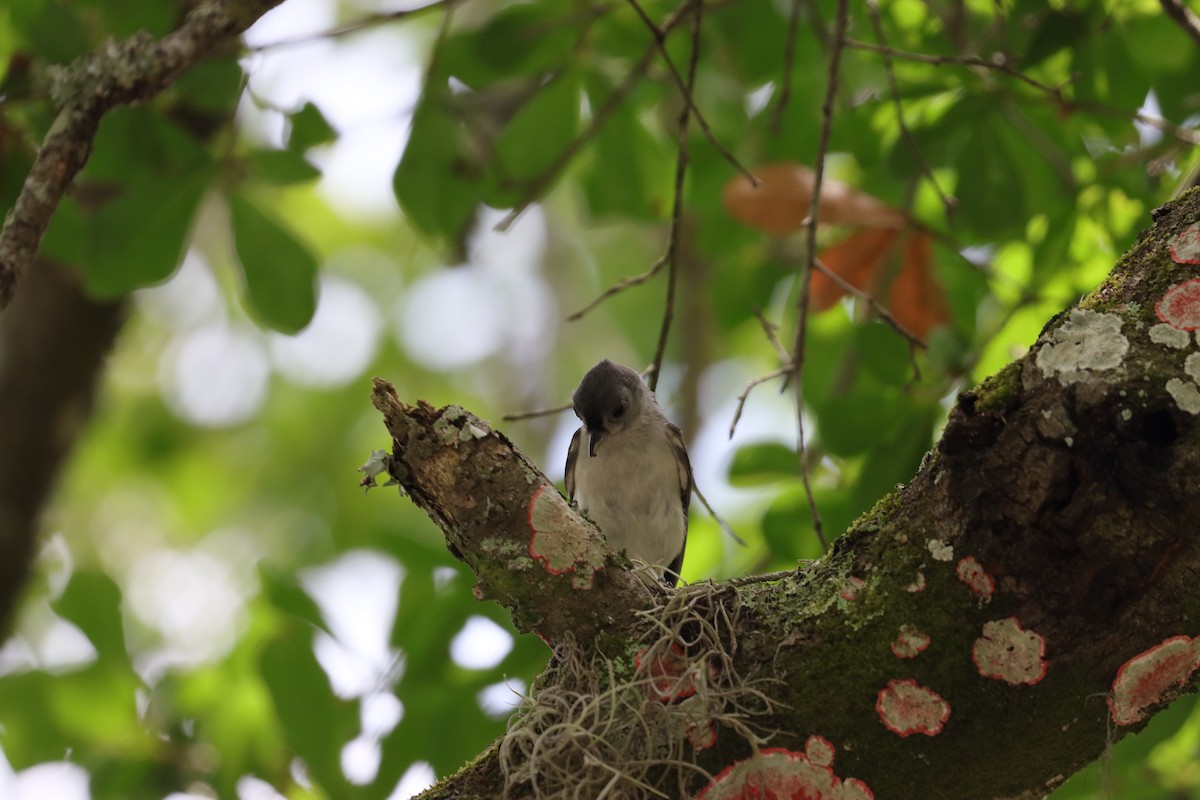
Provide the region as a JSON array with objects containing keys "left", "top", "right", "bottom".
[
  {"left": 665, "top": 422, "right": 692, "bottom": 585},
  {"left": 565, "top": 427, "right": 582, "bottom": 503}
]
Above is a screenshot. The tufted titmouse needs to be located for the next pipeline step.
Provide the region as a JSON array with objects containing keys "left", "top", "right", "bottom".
[{"left": 565, "top": 360, "right": 692, "bottom": 587}]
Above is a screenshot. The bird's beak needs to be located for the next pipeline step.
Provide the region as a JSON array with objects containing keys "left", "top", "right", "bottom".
[{"left": 587, "top": 429, "right": 603, "bottom": 457}]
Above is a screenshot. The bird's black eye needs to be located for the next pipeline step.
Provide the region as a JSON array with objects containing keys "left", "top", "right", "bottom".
[{"left": 612, "top": 402, "right": 626, "bottom": 419}]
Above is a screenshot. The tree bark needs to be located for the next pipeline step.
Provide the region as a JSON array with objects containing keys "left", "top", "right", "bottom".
[
  {"left": 0, "top": 261, "right": 125, "bottom": 632},
  {"left": 372, "top": 189, "right": 1200, "bottom": 799}
]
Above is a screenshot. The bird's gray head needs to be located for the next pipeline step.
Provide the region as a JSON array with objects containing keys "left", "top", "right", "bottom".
[{"left": 572, "top": 360, "right": 649, "bottom": 457}]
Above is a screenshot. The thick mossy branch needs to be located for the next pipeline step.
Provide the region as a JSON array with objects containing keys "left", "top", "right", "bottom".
[{"left": 378, "top": 190, "right": 1200, "bottom": 800}]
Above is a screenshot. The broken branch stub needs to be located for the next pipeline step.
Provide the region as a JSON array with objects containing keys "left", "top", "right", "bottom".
[{"left": 369, "top": 378, "right": 657, "bottom": 647}]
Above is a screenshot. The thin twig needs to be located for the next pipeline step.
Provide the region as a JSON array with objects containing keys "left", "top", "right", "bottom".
[
  {"left": 646, "top": 0, "right": 702, "bottom": 391},
  {"left": 495, "top": 0, "right": 698, "bottom": 232},
  {"left": 728, "top": 366, "right": 791, "bottom": 440},
  {"left": 249, "top": 0, "right": 454, "bottom": 50},
  {"left": 789, "top": 0, "right": 851, "bottom": 552},
  {"left": 810, "top": 257, "right": 926, "bottom": 350},
  {"left": 770, "top": 0, "right": 802, "bottom": 134},
  {"left": 1160, "top": 0, "right": 1200, "bottom": 49},
  {"left": 692, "top": 482, "right": 747, "bottom": 546},
  {"left": 625, "top": 0, "right": 756, "bottom": 185},
  {"left": 864, "top": 0, "right": 954, "bottom": 218},
  {"left": 753, "top": 309, "right": 791, "bottom": 363},
  {"left": 502, "top": 401, "right": 573, "bottom": 422},
  {"left": 727, "top": 568, "right": 809, "bottom": 587},
  {"left": 843, "top": 38, "right": 1068, "bottom": 99}
]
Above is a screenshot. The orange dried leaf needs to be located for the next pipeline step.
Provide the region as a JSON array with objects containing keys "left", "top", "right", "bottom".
[
  {"left": 722, "top": 162, "right": 907, "bottom": 236},
  {"left": 812, "top": 228, "right": 902, "bottom": 310}
]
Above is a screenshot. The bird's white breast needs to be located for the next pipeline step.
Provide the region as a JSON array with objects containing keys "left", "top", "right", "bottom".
[{"left": 572, "top": 419, "right": 686, "bottom": 573}]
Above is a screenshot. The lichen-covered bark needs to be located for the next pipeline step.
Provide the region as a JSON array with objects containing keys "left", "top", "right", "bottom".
[{"left": 378, "top": 190, "right": 1200, "bottom": 800}]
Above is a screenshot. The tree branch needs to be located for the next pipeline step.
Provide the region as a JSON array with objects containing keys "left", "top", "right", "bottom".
[
  {"left": 375, "top": 189, "right": 1200, "bottom": 799},
  {"left": 0, "top": 0, "right": 284, "bottom": 312}
]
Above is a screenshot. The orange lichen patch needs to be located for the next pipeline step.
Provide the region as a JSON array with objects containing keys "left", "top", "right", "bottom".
[
  {"left": 876, "top": 679, "right": 950, "bottom": 737},
  {"left": 805, "top": 735, "right": 835, "bottom": 768},
  {"left": 972, "top": 617, "right": 1047, "bottom": 686},
  {"left": 1169, "top": 221, "right": 1200, "bottom": 265},
  {"left": 1157, "top": 279, "right": 1200, "bottom": 331},
  {"left": 956, "top": 556, "right": 995, "bottom": 603},
  {"left": 696, "top": 747, "right": 866, "bottom": 800},
  {"left": 839, "top": 576, "right": 867, "bottom": 601},
  {"left": 891, "top": 624, "right": 932, "bottom": 659},
  {"left": 527, "top": 486, "right": 605, "bottom": 589},
  {"left": 636, "top": 643, "right": 696, "bottom": 702},
  {"left": 1109, "top": 636, "right": 1200, "bottom": 726}
]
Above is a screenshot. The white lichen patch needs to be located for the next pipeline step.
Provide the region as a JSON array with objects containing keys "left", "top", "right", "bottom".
[
  {"left": 1167, "top": 378, "right": 1200, "bottom": 414},
  {"left": 1186, "top": 353, "right": 1200, "bottom": 383},
  {"left": 1036, "top": 309, "right": 1129, "bottom": 385},
  {"left": 1150, "top": 323, "right": 1191, "bottom": 349},
  {"left": 927, "top": 539, "right": 954, "bottom": 562},
  {"left": 1121, "top": 409, "right": 1133, "bottom": 421}
]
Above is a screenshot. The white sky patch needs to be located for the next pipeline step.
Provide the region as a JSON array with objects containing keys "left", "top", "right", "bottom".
[
  {"left": 1036, "top": 308, "right": 1129, "bottom": 385},
  {"left": 238, "top": 775, "right": 288, "bottom": 800},
  {"left": 745, "top": 82, "right": 776, "bottom": 117},
  {"left": 161, "top": 324, "right": 270, "bottom": 426},
  {"left": 126, "top": 547, "right": 246, "bottom": 665},
  {"left": 0, "top": 760, "right": 91, "bottom": 800},
  {"left": 138, "top": 250, "right": 222, "bottom": 330},
  {"left": 1135, "top": 90, "right": 1164, "bottom": 148},
  {"left": 269, "top": 276, "right": 382, "bottom": 388},
  {"left": 450, "top": 616, "right": 514, "bottom": 670},
  {"left": 389, "top": 762, "right": 436, "bottom": 799},
  {"left": 342, "top": 735, "right": 381, "bottom": 785},
  {"left": 1149, "top": 322, "right": 1190, "bottom": 349},
  {"left": 362, "top": 691, "right": 404, "bottom": 738},
  {"left": 478, "top": 677, "right": 527, "bottom": 718},
  {"left": 303, "top": 551, "right": 403, "bottom": 697}
]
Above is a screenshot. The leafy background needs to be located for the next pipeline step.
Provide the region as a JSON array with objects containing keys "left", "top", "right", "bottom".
[{"left": 1, "top": 0, "right": 1199, "bottom": 797}]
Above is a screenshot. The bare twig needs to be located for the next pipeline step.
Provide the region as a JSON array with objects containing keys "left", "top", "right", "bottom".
[
  {"left": 495, "top": 0, "right": 698, "bottom": 232},
  {"left": 789, "top": 0, "right": 852, "bottom": 552},
  {"left": 249, "top": 0, "right": 454, "bottom": 50},
  {"left": 0, "top": 0, "right": 285, "bottom": 312},
  {"left": 811, "top": 257, "right": 926, "bottom": 350},
  {"left": 646, "top": 0, "right": 703, "bottom": 391},
  {"left": 502, "top": 401, "right": 573, "bottom": 422},
  {"left": 693, "top": 482, "right": 747, "bottom": 546},
  {"left": 753, "top": 309, "right": 791, "bottom": 363},
  {"left": 770, "top": 0, "right": 802, "bottom": 133},
  {"left": 842, "top": 38, "right": 1068, "bottom": 99},
  {"left": 728, "top": 366, "right": 792, "bottom": 440},
  {"left": 625, "top": 0, "right": 756, "bottom": 185},
  {"left": 1160, "top": 0, "right": 1200, "bottom": 49},
  {"left": 864, "top": 0, "right": 954, "bottom": 218}
]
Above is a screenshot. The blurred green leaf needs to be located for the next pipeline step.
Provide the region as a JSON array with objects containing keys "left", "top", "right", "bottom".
[
  {"left": 248, "top": 148, "right": 322, "bottom": 185},
  {"left": 727, "top": 441, "right": 797, "bottom": 485},
  {"left": 261, "top": 625, "right": 358, "bottom": 796},
  {"left": 488, "top": 71, "right": 580, "bottom": 205},
  {"left": 84, "top": 169, "right": 211, "bottom": 297},
  {"left": 229, "top": 192, "right": 319, "bottom": 333},
  {"left": 394, "top": 81, "right": 480, "bottom": 241},
  {"left": 288, "top": 102, "right": 337, "bottom": 152},
  {"left": 52, "top": 570, "right": 127, "bottom": 665},
  {"left": 855, "top": 321, "right": 913, "bottom": 386},
  {"left": 261, "top": 564, "right": 330, "bottom": 635},
  {"left": 10, "top": 0, "right": 90, "bottom": 63}
]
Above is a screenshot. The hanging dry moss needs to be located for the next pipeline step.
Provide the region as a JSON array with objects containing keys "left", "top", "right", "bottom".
[{"left": 499, "top": 579, "right": 780, "bottom": 798}]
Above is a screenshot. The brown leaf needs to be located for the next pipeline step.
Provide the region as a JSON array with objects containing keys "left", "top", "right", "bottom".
[{"left": 722, "top": 162, "right": 907, "bottom": 235}]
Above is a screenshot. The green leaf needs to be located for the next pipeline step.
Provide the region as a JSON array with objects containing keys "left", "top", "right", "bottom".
[
  {"left": 288, "top": 102, "right": 337, "bottom": 152},
  {"left": 10, "top": 0, "right": 90, "bottom": 63},
  {"left": 84, "top": 170, "right": 210, "bottom": 297},
  {"left": 814, "top": 386, "right": 912, "bottom": 458},
  {"left": 441, "top": 4, "right": 584, "bottom": 88},
  {"left": 489, "top": 72, "right": 580, "bottom": 204},
  {"left": 260, "top": 564, "right": 330, "bottom": 635},
  {"left": 229, "top": 193, "right": 319, "bottom": 334},
  {"left": 727, "top": 441, "right": 797, "bottom": 485},
  {"left": 394, "top": 82, "right": 481, "bottom": 241},
  {"left": 175, "top": 57, "right": 244, "bottom": 113},
  {"left": 855, "top": 322, "right": 913, "bottom": 386},
  {"left": 761, "top": 486, "right": 849, "bottom": 561},
  {"left": 851, "top": 408, "right": 935, "bottom": 511},
  {"left": 581, "top": 78, "right": 671, "bottom": 221},
  {"left": 52, "top": 571, "right": 128, "bottom": 665},
  {"left": 248, "top": 148, "right": 322, "bottom": 185},
  {"left": 261, "top": 625, "right": 358, "bottom": 796}
]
